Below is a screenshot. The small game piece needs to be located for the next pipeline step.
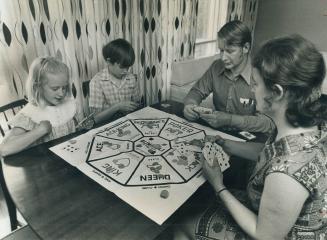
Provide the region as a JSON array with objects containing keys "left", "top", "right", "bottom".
[
  {"left": 160, "top": 190, "right": 169, "bottom": 199},
  {"left": 193, "top": 106, "right": 213, "bottom": 114},
  {"left": 69, "top": 139, "right": 77, "bottom": 144}
]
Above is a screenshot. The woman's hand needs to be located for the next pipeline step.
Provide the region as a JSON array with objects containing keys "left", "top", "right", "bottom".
[
  {"left": 202, "top": 156, "right": 225, "bottom": 192},
  {"left": 183, "top": 104, "right": 199, "bottom": 121},
  {"left": 200, "top": 111, "right": 232, "bottom": 128},
  {"left": 204, "top": 135, "right": 225, "bottom": 146}
]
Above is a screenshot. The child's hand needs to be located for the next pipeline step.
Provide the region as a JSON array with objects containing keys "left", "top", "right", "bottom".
[
  {"left": 116, "top": 101, "right": 139, "bottom": 113},
  {"left": 75, "top": 113, "right": 95, "bottom": 131},
  {"left": 76, "top": 118, "right": 94, "bottom": 131},
  {"left": 183, "top": 104, "right": 199, "bottom": 121},
  {"left": 38, "top": 120, "right": 52, "bottom": 134}
]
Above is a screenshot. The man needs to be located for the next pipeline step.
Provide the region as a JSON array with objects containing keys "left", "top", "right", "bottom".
[{"left": 183, "top": 20, "right": 275, "bottom": 133}]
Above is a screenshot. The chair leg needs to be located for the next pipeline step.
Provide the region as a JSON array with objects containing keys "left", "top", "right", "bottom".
[{"left": 0, "top": 163, "right": 18, "bottom": 231}]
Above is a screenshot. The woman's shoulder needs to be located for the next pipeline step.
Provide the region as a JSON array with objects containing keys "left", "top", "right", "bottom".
[{"left": 267, "top": 146, "right": 326, "bottom": 195}]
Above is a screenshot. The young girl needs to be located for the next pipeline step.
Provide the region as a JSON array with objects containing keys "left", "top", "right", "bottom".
[{"left": 0, "top": 57, "right": 77, "bottom": 156}]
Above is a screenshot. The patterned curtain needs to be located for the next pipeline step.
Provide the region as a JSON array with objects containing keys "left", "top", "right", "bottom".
[
  {"left": 0, "top": 0, "right": 198, "bottom": 118},
  {"left": 226, "top": 0, "right": 259, "bottom": 34}
]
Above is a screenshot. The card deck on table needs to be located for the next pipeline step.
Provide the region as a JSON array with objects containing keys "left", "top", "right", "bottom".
[
  {"left": 202, "top": 142, "right": 230, "bottom": 171},
  {"left": 239, "top": 131, "right": 256, "bottom": 140}
]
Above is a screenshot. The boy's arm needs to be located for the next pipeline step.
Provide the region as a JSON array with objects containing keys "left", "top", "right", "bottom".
[
  {"left": 131, "top": 75, "right": 142, "bottom": 105},
  {"left": 92, "top": 105, "right": 120, "bottom": 125},
  {"left": 89, "top": 78, "right": 105, "bottom": 112}
]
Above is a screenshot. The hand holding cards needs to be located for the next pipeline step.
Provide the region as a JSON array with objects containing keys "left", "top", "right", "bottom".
[
  {"left": 193, "top": 106, "right": 213, "bottom": 114},
  {"left": 202, "top": 142, "right": 230, "bottom": 171}
]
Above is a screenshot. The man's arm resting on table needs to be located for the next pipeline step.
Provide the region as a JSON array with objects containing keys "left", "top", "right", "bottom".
[{"left": 230, "top": 113, "right": 275, "bottom": 133}]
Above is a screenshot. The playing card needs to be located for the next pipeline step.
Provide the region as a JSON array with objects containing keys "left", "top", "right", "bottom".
[
  {"left": 213, "top": 143, "right": 230, "bottom": 172},
  {"left": 239, "top": 131, "right": 256, "bottom": 140},
  {"left": 202, "top": 142, "right": 230, "bottom": 171},
  {"left": 202, "top": 142, "right": 216, "bottom": 167}
]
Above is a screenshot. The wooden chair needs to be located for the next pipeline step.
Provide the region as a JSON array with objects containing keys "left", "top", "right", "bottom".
[
  {"left": 0, "top": 98, "right": 27, "bottom": 231},
  {"left": 0, "top": 99, "right": 27, "bottom": 138},
  {"left": 1, "top": 225, "right": 40, "bottom": 240}
]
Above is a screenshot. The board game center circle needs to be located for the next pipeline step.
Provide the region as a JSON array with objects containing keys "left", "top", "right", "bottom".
[{"left": 86, "top": 118, "right": 206, "bottom": 186}]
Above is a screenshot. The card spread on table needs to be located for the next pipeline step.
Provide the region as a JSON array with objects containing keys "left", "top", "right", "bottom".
[{"left": 202, "top": 142, "right": 230, "bottom": 171}]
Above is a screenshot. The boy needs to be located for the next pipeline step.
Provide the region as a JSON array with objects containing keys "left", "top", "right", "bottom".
[
  {"left": 183, "top": 20, "right": 275, "bottom": 133},
  {"left": 89, "top": 39, "right": 140, "bottom": 124}
]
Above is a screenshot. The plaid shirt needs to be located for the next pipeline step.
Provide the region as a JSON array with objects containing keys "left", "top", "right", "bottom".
[{"left": 89, "top": 68, "right": 140, "bottom": 113}]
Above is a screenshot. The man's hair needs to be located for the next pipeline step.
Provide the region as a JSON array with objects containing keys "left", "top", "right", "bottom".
[
  {"left": 102, "top": 38, "right": 135, "bottom": 68},
  {"left": 26, "top": 57, "right": 71, "bottom": 106},
  {"left": 218, "top": 20, "right": 252, "bottom": 48}
]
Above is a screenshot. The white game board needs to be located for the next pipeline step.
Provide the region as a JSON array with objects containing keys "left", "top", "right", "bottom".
[{"left": 50, "top": 107, "right": 244, "bottom": 225}]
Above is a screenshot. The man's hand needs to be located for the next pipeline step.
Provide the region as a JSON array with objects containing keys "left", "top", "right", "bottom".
[
  {"left": 200, "top": 111, "right": 232, "bottom": 129},
  {"left": 116, "top": 101, "right": 139, "bottom": 113},
  {"left": 183, "top": 104, "right": 199, "bottom": 121}
]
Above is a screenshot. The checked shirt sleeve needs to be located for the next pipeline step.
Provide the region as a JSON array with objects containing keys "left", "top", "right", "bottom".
[{"left": 89, "top": 78, "right": 105, "bottom": 113}]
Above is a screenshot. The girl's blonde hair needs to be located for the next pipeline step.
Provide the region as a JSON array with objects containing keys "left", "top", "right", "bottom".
[{"left": 26, "top": 57, "right": 71, "bottom": 106}]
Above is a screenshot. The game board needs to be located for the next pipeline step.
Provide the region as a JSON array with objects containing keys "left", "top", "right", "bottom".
[{"left": 50, "top": 107, "right": 244, "bottom": 225}]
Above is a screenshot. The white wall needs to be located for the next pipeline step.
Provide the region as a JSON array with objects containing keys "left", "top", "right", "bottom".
[{"left": 254, "top": 0, "right": 327, "bottom": 93}]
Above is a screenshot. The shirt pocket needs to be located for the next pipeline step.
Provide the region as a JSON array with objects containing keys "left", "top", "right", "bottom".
[{"left": 238, "top": 97, "right": 255, "bottom": 115}]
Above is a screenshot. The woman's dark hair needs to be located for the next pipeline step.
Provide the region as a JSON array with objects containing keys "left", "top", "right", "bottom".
[
  {"left": 102, "top": 38, "right": 135, "bottom": 68},
  {"left": 253, "top": 34, "right": 327, "bottom": 127},
  {"left": 218, "top": 20, "right": 252, "bottom": 48}
]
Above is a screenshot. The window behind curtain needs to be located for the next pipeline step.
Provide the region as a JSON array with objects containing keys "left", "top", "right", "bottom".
[{"left": 195, "top": 0, "right": 229, "bottom": 58}]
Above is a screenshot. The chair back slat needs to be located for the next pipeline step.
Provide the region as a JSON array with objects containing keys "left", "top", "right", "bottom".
[{"left": 0, "top": 99, "right": 27, "bottom": 140}]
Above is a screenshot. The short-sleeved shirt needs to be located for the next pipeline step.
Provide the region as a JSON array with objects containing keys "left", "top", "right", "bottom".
[
  {"left": 195, "top": 124, "right": 327, "bottom": 240},
  {"left": 247, "top": 124, "right": 327, "bottom": 239},
  {"left": 184, "top": 59, "right": 275, "bottom": 133},
  {"left": 89, "top": 68, "right": 140, "bottom": 113},
  {"left": 8, "top": 98, "right": 76, "bottom": 145}
]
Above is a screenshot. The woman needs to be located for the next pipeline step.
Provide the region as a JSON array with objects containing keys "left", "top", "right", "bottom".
[{"left": 175, "top": 34, "right": 327, "bottom": 239}]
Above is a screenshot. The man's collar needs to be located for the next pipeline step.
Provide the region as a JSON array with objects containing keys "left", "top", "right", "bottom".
[
  {"left": 240, "top": 60, "right": 251, "bottom": 85},
  {"left": 224, "top": 59, "right": 251, "bottom": 85}
]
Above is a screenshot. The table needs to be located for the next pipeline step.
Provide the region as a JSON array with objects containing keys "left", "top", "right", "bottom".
[{"left": 1, "top": 101, "right": 258, "bottom": 240}]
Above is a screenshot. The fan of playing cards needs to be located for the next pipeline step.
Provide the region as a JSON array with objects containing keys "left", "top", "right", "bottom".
[{"left": 202, "top": 142, "right": 230, "bottom": 171}]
